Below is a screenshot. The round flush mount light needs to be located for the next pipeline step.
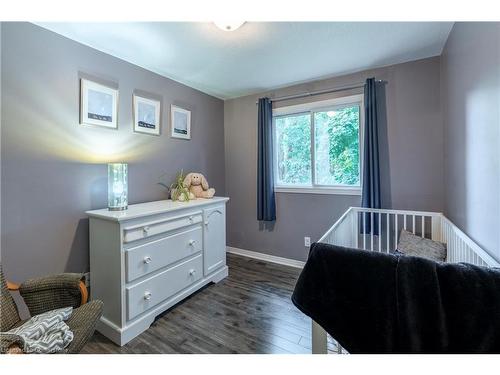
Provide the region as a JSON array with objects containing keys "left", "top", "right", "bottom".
[{"left": 213, "top": 21, "right": 245, "bottom": 32}]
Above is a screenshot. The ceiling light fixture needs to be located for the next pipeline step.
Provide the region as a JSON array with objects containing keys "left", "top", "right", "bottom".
[{"left": 213, "top": 21, "right": 245, "bottom": 32}]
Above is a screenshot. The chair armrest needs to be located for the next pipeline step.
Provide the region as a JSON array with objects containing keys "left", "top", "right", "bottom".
[
  {"left": 7, "top": 281, "right": 20, "bottom": 291},
  {"left": 19, "top": 273, "right": 87, "bottom": 316},
  {"left": 0, "top": 333, "right": 24, "bottom": 354},
  {"left": 64, "top": 300, "right": 103, "bottom": 353}
]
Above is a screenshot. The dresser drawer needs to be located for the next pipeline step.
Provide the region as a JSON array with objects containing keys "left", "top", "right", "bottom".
[
  {"left": 126, "top": 254, "right": 203, "bottom": 320},
  {"left": 123, "top": 213, "right": 202, "bottom": 243},
  {"left": 125, "top": 226, "right": 202, "bottom": 282}
]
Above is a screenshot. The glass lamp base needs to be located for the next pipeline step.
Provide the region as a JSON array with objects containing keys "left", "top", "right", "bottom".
[{"left": 108, "top": 206, "right": 128, "bottom": 211}]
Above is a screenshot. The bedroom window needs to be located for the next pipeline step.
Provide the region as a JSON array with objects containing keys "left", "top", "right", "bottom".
[{"left": 273, "top": 94, "right": 363, "bottom": 195}]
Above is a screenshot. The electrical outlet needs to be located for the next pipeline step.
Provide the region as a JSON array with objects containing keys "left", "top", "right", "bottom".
[
  {"left": 304, "top": 236, "right": 311, "bottom": 247},
  {"left": 83, "top": 272, "right": 90, "bottom": 287}
]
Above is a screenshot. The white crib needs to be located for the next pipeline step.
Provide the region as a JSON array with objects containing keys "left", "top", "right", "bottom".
[{"left": 312, "top": 207, "right": 500, "bottom": 354}]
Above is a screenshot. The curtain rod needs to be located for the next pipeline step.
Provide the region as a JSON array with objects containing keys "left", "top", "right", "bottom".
[{"left": 255, "top": 79, "right": 386, "bottom": 105}]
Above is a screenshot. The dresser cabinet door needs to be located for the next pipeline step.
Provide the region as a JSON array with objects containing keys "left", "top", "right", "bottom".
[{"left": 203, "top": 205, "right": 226, "bottom": 275}]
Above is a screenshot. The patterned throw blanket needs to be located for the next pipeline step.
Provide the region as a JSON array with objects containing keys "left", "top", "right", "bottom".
[{"left": 2, "top": 307, "right": 73, "bottom": 353}]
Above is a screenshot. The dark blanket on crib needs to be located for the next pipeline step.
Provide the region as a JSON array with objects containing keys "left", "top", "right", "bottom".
[{"left": 291, "top": 242, "right": 500, "bottom": 353}]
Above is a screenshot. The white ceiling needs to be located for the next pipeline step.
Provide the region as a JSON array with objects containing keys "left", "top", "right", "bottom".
[{"left": 36, "top": 22, "right": 453, "bottom": 99}]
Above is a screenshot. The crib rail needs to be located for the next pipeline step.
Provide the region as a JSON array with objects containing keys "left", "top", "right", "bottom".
[
  {"left": 337, "top": 207, "right": 499, "bottom": 268},
  {"left": 355, "top": 208, "right": 441, "bottom": 254},
  {"left": 313, "top": 206, "right": 500, "bottom": 354},
  {"left": 441, "top": 217, "right": 499, "bottom": 267},
  {"left": 318, "top": 207, "right": 355, "bottom": 248},
  {"left": 320, "top": 207, "right": 443, "bottom": 254}
]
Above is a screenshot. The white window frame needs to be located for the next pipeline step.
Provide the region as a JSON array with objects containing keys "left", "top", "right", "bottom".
[{"left": 272, "top": 94, "right": 364, "bottom": 196}]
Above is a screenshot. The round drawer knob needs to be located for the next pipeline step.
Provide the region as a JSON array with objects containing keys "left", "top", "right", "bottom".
[
  {"left": 188, "top": 216, "right": 194, "bottom": 222},
  {"left": 144, "top": 291, "right": 152, "bottom": 300},
  {"left": 143, "top": 256, "right": 152, "bottom": 264},
  {"left": 189, "top": 269, "right": 196, "bottom": 276},
  {"left": 143, "top": 226, "right": 150, "bottom": 235},
  {"left": 189, "top": 240, "right": 196, "bottom": 247}
]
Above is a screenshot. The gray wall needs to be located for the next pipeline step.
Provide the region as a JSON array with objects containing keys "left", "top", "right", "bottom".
[
  {"left": 1, "top": 23, "right": 225, "bottom": 282},
  {"left": 8, "top": 22, "right": 492, "bottom": 277},
  {"left": 224, "top": 57, "right": 444, "bottom": 261},
  {"left": 441, "top": 23, "right": 500, "bottom": 261}
]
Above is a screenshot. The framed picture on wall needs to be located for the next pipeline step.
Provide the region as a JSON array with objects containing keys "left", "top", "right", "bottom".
[
  {"left": 170, "top": 105, "right": 191, "bottom": 140},
  {"left": 80, "top": 79, "right": 118, "bottom": 129},
  {"left": 133, "top": 95, "right": 161, "bottom": 136}
]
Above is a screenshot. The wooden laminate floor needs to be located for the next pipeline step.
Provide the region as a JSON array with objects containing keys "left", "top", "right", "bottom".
[{"left": 82, "top": 253, "right": 337, "bottom": 354}]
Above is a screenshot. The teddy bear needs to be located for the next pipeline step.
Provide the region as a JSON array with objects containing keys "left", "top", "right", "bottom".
[{"left": 183, "top": 172, "right": 215, "bottom": 199}]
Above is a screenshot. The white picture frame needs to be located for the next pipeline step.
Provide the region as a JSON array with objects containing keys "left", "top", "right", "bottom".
[
  {"left": 133, "top": 95, "right": 161, "bottom": 136},
  {"left": 80, "top": 79, "right": 118, "bottom": 129},
  {"left": 170, "top": 105, "right": 191, "bottom": 140}
]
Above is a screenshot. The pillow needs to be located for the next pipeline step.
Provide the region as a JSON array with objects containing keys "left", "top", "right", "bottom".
[{"left": 397, "top": 229, "right": 447, "bottom": 262}]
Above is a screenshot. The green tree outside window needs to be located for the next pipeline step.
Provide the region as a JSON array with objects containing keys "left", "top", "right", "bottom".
[{"left": 275, "top": 105, "right": 360, "bottom": 186}]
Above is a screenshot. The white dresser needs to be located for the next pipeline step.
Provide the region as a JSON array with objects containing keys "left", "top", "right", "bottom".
[{"left": 86, "top": 197, "right": 229, "bottom": 345}]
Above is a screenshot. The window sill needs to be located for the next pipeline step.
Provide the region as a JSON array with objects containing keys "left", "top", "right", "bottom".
[{"left": 274, "top": 186, "right": 362, "bottom": 196}]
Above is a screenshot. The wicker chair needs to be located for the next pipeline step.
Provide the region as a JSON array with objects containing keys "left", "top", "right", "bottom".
[{"left": 0, "top": 265, "right": 103, "bottom": 354}]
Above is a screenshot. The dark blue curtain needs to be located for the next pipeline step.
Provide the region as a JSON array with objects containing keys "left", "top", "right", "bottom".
[
  {"left": 257, "top": 97, "right": 276, "bottom": 221},
  {"left": 361, "top": 78, "right": 381, "bottom": 233}
]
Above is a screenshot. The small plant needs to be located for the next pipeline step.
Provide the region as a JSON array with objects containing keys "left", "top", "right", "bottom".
[
  {"left": 157, "top": 174, "right": 171, "bottom": 193},
  {"left": 158, "top": 170, "right": 190, "bottom": 202}
]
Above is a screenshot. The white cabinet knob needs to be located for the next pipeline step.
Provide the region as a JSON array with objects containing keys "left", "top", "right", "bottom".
[
  {"left": 204, "top": 221, "right": 209, "bottom": 226},
  {"left": 189, "top": 269, "right": 196, "bottom": 276},
  {"left": 189, "top": 240, "right": 196, "bottom": 247},
  {"left": 143, "top": 226, "right": 150, "bottom": 235},
  {"left": 143, "top": 256, "right": 152, "bottom": 264},
  {"left": 188, "top": 216, "right": 194, "bottom": 222},
  {"left": 144, "top": 291, "right": 152, "bottom": 300}
]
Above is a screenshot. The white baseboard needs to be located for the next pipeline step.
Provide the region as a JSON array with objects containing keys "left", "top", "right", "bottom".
[{"left": 226, "top": 246, "right": 305, "bottom": 269}]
